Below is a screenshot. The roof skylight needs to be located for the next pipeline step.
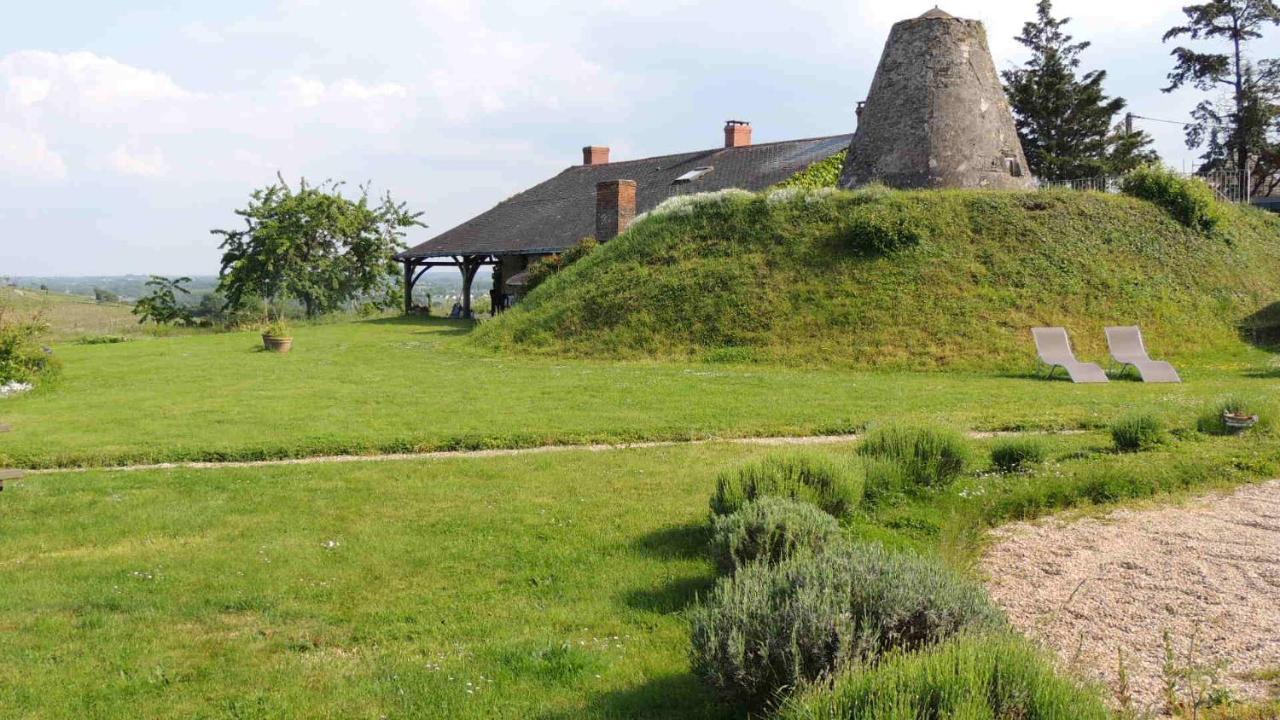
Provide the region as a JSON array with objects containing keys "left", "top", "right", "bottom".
[{"left": 672, "top": 166, "right": 713, "bottom": 184}]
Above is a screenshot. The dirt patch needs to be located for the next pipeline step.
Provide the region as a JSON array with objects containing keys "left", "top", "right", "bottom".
[{"left": 983, "top": 480, "right": 1280, "bottom": 713}]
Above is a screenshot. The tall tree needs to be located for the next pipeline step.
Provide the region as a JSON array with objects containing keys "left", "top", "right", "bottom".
[
  {"left": 1003, "top": 0, "right": 1158, "bottom": 180},
  {"left": 213, "top": 176, "right": 423, "bottom": 318},
  {"left": 1163, "top": 0, "right": 1280, "bottom": 195}
]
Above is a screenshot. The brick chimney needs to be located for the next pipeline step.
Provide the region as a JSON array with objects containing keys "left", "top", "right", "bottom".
[
  {"left": 595, "top": 180, "right": 636, "bottom": 241},
  {"left": 724, "top": 120, "right": 752, "bottom": 148},
  {"left": 582, "top": 146, "right": 610, "bottom": 165}
]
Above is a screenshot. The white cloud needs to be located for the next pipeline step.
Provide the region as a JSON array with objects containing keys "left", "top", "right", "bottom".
[
  {"left": 7, "top": 75, "right": 51, "bottom": 106},
  {"left": 0, "top": 50, "right": 190, "bottom": 110},
  {"left": 845, "top": 1, "right": 1184, "bottom": 65},
  {"left": 0, "top": 124, "right": 66, "bottom": 182},
  {"left": 107, "top": 144, "right": 168, "bottom": 178},
  {"left": 0, "top": 49, "right": 427, "bottom": 185},
  {"left": 285, "top": 76, "right": 409, "bottom": 106}
]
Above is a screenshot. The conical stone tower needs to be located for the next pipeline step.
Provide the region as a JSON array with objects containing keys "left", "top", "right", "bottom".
[{"left": 839, "top": 8, "right": 1035, "bottom": 190}]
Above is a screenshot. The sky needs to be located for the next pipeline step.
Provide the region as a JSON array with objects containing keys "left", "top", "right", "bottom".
[{"left": 2, "top": 0, "right": 1277, "bottom": 276}]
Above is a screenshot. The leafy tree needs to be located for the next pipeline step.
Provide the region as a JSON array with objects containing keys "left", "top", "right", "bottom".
[
  {"left": 0, "top": 303, "right": 55, "bottom": 385},
  {"left": 1163, "top": 0, "right": 1280, "bottom": 195},
  {"left": 132, "top": 276, "right": 193, "bottom": 326},
  {"left": 213, "top": 175, "right": 423, "bottom": 318},
  {"left": 93, "top": 287, "right": 120, "bottom": 304},
  {"left": 1003, "top": 0, "right": 1158, "bottom": 180}
]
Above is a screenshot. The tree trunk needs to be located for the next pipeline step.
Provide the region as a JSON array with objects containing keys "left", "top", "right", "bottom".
[{"left": 1233, "top": 20, "right": 1249, "bottom": 197}]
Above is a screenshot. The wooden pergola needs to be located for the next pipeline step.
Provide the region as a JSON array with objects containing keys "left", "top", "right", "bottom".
[{"left": 399, "top": 254, "right": 497, "bottom": 318}]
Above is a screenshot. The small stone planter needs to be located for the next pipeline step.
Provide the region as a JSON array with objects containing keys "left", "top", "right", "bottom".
[
  {"left": 262, "top": 334, "right": 294, "bottom": 353},
  {"left": 1222, "top": 411, "right": 1259, "bottom": 433}
]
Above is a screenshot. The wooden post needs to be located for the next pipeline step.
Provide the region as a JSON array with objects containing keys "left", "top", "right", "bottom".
[
  {"left": 403, "top": 261, "right": 414, "bottom": 314},
  {"left": 460, "top": 257, "right": 482, "bottom": 319}
]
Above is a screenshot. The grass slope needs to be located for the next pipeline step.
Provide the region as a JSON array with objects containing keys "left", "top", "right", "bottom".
[
  {"left": 2, "top": 286, "right": 140, "bottom": 342},
  {"left": 476, "top": 189, "right": 1280, "bottom": 369}
]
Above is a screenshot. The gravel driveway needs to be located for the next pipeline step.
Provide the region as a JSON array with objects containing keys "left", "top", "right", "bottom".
[{"left": 983, "top": 480, "right": 1280, "bottom": 713}]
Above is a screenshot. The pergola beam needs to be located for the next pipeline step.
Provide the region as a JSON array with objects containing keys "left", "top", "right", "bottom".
[{"left": 398, "top": 254, "right": 498, "bottom": 317}]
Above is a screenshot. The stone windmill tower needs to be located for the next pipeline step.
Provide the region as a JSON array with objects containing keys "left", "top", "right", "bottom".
[{"left": 839, "top": 8, "right": 1035, "bottom": 190}]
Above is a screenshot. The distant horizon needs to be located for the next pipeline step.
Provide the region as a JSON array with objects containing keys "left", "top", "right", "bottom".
[{"left": 6, "top": 267, "right": 464, "bottom": 282}]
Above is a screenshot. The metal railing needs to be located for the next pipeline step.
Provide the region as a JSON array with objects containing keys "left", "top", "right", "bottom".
[
  {"left": 1037, "top": 169, "right": 1256, "bottom": 205},
  {"left": 1037, "top": 176, "right": 1124, "bottom": 194}
]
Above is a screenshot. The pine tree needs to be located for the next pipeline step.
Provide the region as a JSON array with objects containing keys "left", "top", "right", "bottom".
[
  {"left": 1163, "top": 0, "right": 1280, "bottom": 197},
  {"left": 1003, "top": 0, "right": 1158, "bottom": 181}
]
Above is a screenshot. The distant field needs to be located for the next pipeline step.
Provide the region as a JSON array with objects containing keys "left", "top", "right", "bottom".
[
  {"left": 1, "top": 317, "right": 1277, "bottom": 468},
  {"left": 2, "top": 287, "right": 142, "bottom": 341}
]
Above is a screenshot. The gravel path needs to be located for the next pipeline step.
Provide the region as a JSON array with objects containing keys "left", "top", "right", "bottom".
[
  {"left": 25, "top": 434, "right": 862, "bottom": 475},
  {"left": 21, "top": 429, "right": 1071, "bottom": 475},
  {"left": 983, "top": 480, "right": 1280, "bottom": 713}
]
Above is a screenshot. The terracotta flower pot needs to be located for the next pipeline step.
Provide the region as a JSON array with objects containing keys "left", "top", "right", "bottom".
[{"left": 262, "top": 334, "right": 294, "bottom": 353}]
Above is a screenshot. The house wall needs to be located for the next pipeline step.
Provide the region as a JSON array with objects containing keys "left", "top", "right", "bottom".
[{"left": 496, "top": 254, "right": 547, "bottom": 306}]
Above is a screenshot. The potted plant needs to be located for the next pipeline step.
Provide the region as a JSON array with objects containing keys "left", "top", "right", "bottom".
[
  {"left": 1222, "top": 409, "right": 1259, "bottom": 432},
  {"left": 262, "top": 318, "right": 293, "bottom": 353}
]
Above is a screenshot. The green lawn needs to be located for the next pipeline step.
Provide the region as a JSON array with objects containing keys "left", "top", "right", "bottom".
[
  {"left": 2, "top": 317, "right": 1277, "bottom": 468},
  {"left": 4, "top": 431, "right": 1276, "bottom": 719},
  {"left": 0, "top": 444, "right": 768, "bottom": 719}
]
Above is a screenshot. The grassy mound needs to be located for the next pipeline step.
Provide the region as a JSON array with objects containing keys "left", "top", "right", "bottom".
[{"left": 475, "top": 188, "right": 1280, "bottom": 369}]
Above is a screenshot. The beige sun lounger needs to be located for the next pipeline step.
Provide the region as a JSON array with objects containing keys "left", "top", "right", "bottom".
[
  {"left": 1032, "top": 327, "right": 1108, "bottom": 383},
  {"left": 1105, "top": 326, "right": 1181, "bottom": 383}
]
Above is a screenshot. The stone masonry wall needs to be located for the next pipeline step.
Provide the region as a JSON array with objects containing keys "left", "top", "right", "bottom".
[{"left": 839, "top": 11, "right": 1035, "bottom": 190}]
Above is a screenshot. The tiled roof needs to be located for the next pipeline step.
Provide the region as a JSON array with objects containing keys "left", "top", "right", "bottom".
[{"left": 398, "top": 134, "right": 853, "bottom": 259}]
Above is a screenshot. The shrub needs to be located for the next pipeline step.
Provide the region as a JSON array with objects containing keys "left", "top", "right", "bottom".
[
  {"left": 841, "top": 197, "right": 933, "bottom": 254},
  {"left": 1121, "top": 165, "right": 1223, "bottom": 232},
  {"left": 709, "top": 497, "right": 843, "bottom": 575},
  {"left": 0, "top": 305, "right": 56, "bottom": 385},
  {"left": 1196, "top": 396, "right": 1275, "bottom": 436},
  {"left": 977, "top": 453, "right": 1270, "bottom": 524},
  {"left": 643, "top": 188, "right": 754, "bottom": 221},
  {"left": 689, "top": 543, "right": 1004, "bottom": 708},
  {"left": 524, "top": 237, "right": 599, "bottom": 291},
  {"left": 774, "top": 150, "right": 847, "bottom": 190},
  {"left": 1111, "top": 414, "right": 1164, "bottom": 452},
  {"left": 858, "top": 426, "right": 971, "bottom": 491},
  {"left": 990, "top": 437, "right": 1047, "bottom": 473},
  {"left": 861, "top": 457, "right": 910, "bottom": 507},
  {"left": 710, "top": 452, "right": 864, "bottom": 518},
  {"left": 776, "top": 634, "right": 1109, "bottom": 720},
  {"left": 132, "top": 275, "right": 194, "bottom": 326},
  {"left": 74, "top": 334, "right": 129, "bottom": 345}
]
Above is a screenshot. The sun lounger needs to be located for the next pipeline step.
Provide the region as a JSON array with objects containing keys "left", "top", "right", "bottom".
[
  {"left": 1104, "top": 326, "right": 1181, "bottom": 383},
  {"left": 1031, "top": 327, "right": 1108, "bottom": 383},
  {"left": 0, "top": 468, "right": 23, "bottom": 492}
]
